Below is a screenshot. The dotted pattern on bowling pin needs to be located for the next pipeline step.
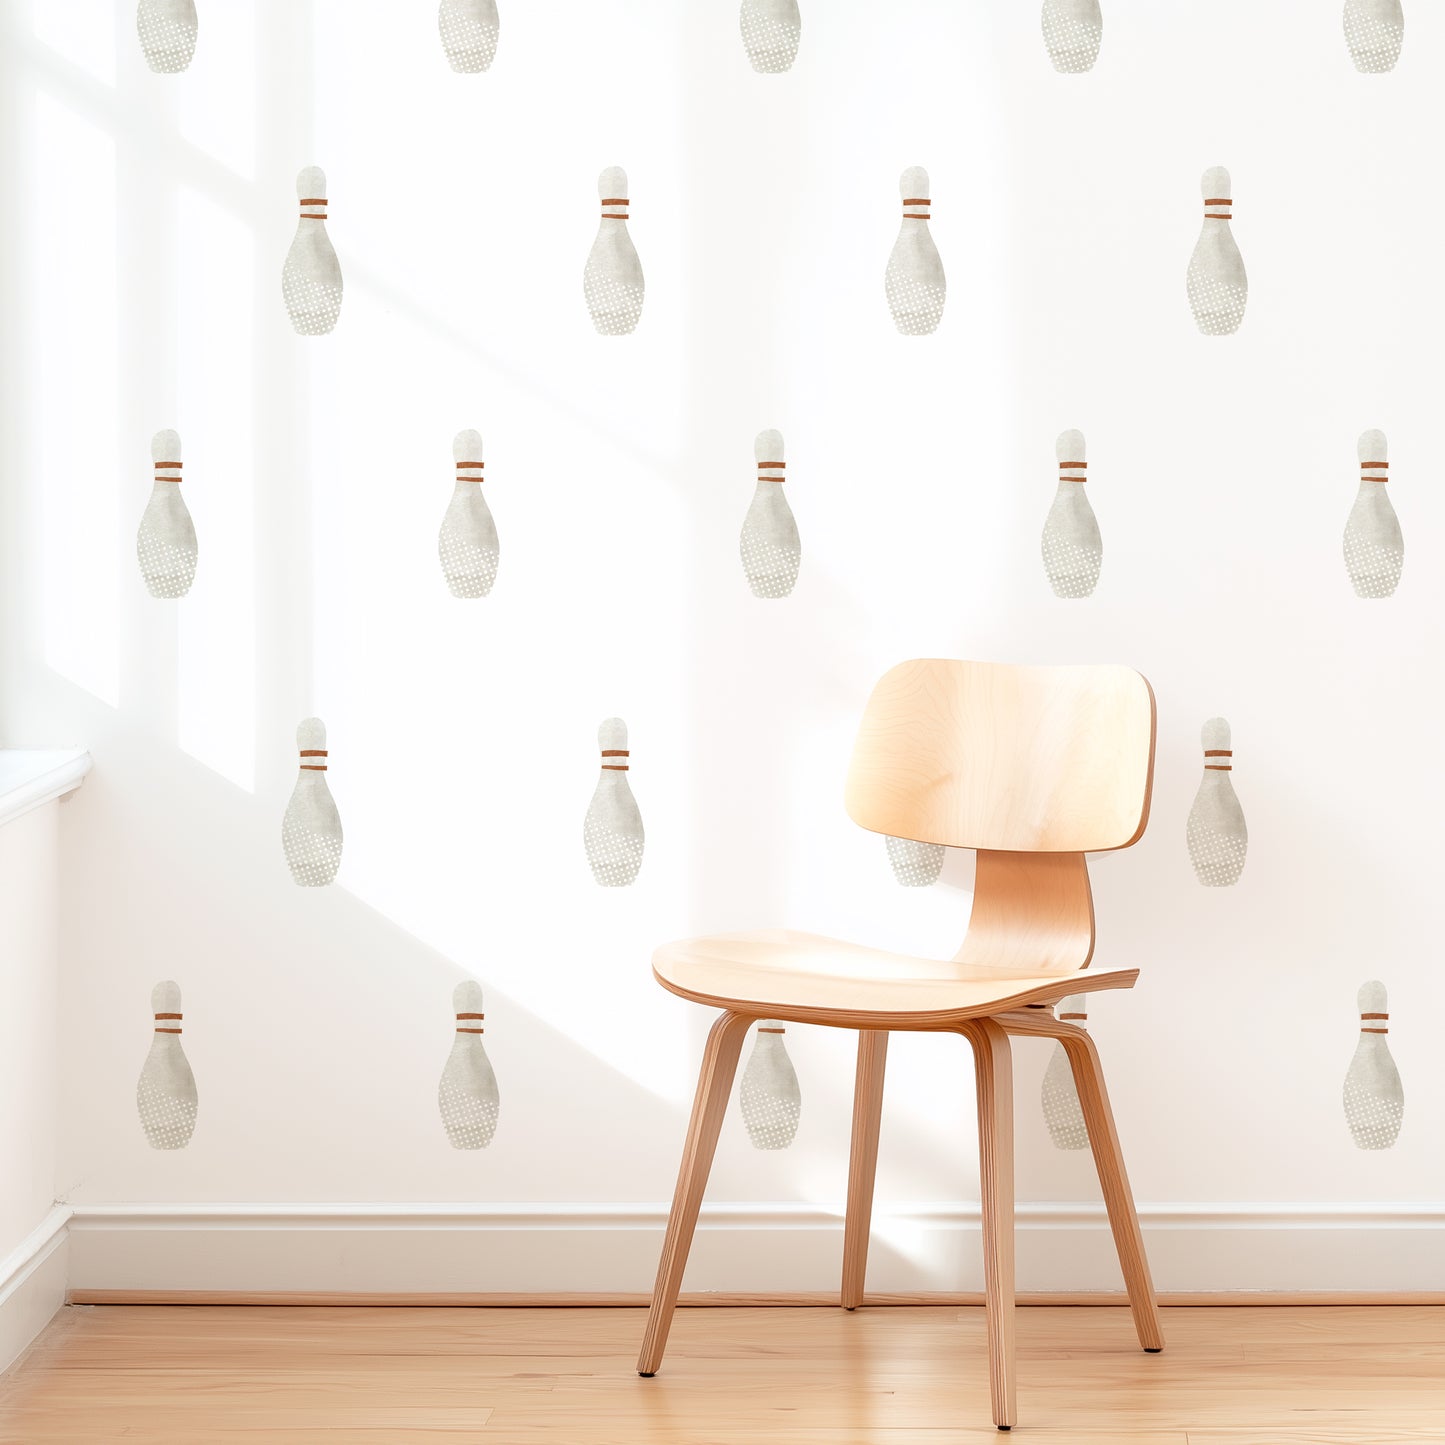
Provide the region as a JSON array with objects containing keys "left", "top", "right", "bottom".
[
  {"left": 1343, "top": 529, "right": 1403, "bottom": 598},
  {"left": 137, "top": 1080, "right": 197, "bottom": 1150},
  {"left": 1041, "top": 2, "right": 1102, "bottom": 73},
  {"left": 885, "top": 836, "right": 945, "bottom": 886},
  {"left": 283, "top": 818, "right": 342, "bottom": 887},
  {"left": 1343, "top": 1077, "right": 1403, "bottom": 1149},
  {"left": 885, "top": 265, "right": 945, "bottom": 336},
  {"left": 740, "top": 2, "right": 801, "bottom": 73},
  {"left": 438, "top": 0, "right": 499, "bottom": 73},
  {"left": 583, "top": 268, "right": 644, "bottom": 336},
  {"left": 136, "top": 529, "right": 197, "bottom": 599},
  {"left": 584, "top": 817, "right": 643, "bottom": 887},
  {"left": 1186, "top": 816, "right": 1246, "bottom": 887},
  {"left": 740, "top": 1052, "right": 801, "bottom": 1150},
  {"left": 1344, "top": 3, "right": 1404, "bottom": 73},
  {"left": 1040, "top": 1043, "right": 1089, "bottom": 1150},
  {"left": 740, "top": 530, "right": 800, "bottom": 598},
  {"left": 1186, "top": 266, "right": 1246, "bottom": 337},
  {"left": 282, "top": 270, "right": 342, "bottom": 337},
  {"left": 440, "top": 1078, "right": 499, "bottom": 1148},
  {"left": 136, "top": 1, "right": 197, "bottom": 73},
  {"left": 740, "top": 1083, "right": 799, "bottom": 1149},
  {"left": 1042, "top": 530, "right": 1101, "bottom": 598},
  {"left": 439, "top": 514, "right": 499, "bottom": 597}
]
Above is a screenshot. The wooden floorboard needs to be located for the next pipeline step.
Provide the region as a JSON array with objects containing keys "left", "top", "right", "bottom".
[{"left": 2, "top": 1304, "right": 1441, "bottom": 1442}]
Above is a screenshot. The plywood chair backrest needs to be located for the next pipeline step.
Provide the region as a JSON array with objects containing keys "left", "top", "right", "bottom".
[
  {"left": 845, "top": 660, "right": 1156, "bottom": 977},
  {"left": 846, "top": 659, "right": 1155, "bottom": 852}
]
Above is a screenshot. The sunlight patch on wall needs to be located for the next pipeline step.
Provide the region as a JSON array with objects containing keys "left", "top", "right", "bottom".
[
  {"left": 34, "top": 93, "right": 119, "bottom": 706},
  {"left": 176, "top": 188, "right": 256, "bottom": 790},
  {"left": 177, "top": 3, "right": 256, "bottom": 180}
]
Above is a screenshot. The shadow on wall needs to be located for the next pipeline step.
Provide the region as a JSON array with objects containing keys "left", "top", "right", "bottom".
[
  {"left": 46, "top": 683, "right": 1043, "bottom": 1312},
  {"left": 52, "top": 706, "right": 685, "bottom": 1206}
]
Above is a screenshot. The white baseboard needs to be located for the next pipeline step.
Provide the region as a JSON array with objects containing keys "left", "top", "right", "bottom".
[
  {"left": 0, "top": 1206, "right": 70, "bottom": 1373},
  {"left": 61, "top": 1201, "right": 1445, "bottom": 1296}
]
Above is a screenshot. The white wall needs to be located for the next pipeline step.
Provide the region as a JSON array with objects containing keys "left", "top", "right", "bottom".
[
  {"left": 0, "top": 804, "right": 59, "bottom": 1259},
  {"left": 0, "top": 801, "right": 67, "bottom": 1364},
  {"left": 2, "top": 0, "right": 1443, "bottom": 1293}
]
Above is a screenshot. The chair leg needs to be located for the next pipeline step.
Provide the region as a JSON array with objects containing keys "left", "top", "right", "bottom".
[
  {"left": 841, "top": 1029, "right": 889, "bottom": 1310},
  {"left": 960, "top": 1018, "right": 1017, "bottom": 1431},
  {"left": 637, "top": 1010, "right": 753, "bottom": 1377},
  {"left": 1060, "top": 1028, "right": 1164, "bottom": 1354}
]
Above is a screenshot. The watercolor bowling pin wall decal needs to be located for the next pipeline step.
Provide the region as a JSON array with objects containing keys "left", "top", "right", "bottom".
[
  {"left": 137, "top": 0, "right": 197, "bottom": 72},
  {"left": 583, "top": 168, "right": 644, "bottom": 335},
  {"left": 282, "top": 167, "right": 342, "bottom": 336},
  {"left": 438, "top": 429, "right": 499, "bottom": 597},
  {"left": 1187, "top": 167, "right": 1247, "bottom": 336},
  {"left": 439, "top": 980, "right": 500, "bottom": 1148},
  {"left": 136, "top": 429, "right": 198, "bottom": 598},
  {"left": 739, "top": 429, "right": 801, "bottom": 598},
  {"left": 1040, "top": 429, "right": 1102, "bottom": 598},
  {"left": 584, "top": 718, "right": 644, "bottom": 886},
  {"left": 1343, "top": 429, "right": 1403, "bottom": 598},
  {"left": 282, "top": 718, "right": 343, "bottom": 887},
  {"left": 885, "top": 167, "right": 945, "bottom": 335},
  {"left": 438, "top": 0, "right": 500, "bottom": 73},
  {"left": 739, "top": 1022, "right": 801, "bottom": 1149},
  {"left": 1343, "top": 980, "right": 1403, "bottom": 1149},
  {"left": 740, "top": 0, "right": 801, "bottom": 73},
  {"left": 1041, "top": 0, "right": 1102, "bottom": 73},
  {"left": 1187, "top": 717, "right": 1247, "bottom": 887},
  {"left": 136, "top": 981, "right": 197, "bottom": 1149},
  {"left": 1040, "top": 996, "right": 1089, "bottom": 1150},
  {"left": 1344, "top": 0, "right": 1403, "bottom": 72},
  {"left": 885, "top": 837, "right": 945, "bottom": 887}
]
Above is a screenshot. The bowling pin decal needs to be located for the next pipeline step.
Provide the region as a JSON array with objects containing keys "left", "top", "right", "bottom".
[
  {"left": 438, "top": 429, "right": 499, "bottom": 598},
  {"left": 583, "top": 167, "right": 644, "bottom": 336},
  {"left": 439, "top": 981, "right": 500, "bottom": 1149},
  {"left": 136, "top": 981, "right": 197, "bottom": 1150},
  {"left": 1187, "top": 167, "right": 1247, "bottom": 336},
  {"left": 739, "top": 1022, "right": 801, "bottom": 1149},
  {"left": 1041, "top": 0, "right": 1102, "bottom": 73},
  {"left": 1040, "top": 997, "right": 1088, "bottom": 1150},
  {"left": 1187, "top": 718, "right": 1247, "bottom": 887},
  {"left": 1343, "top": 981, "right": 1403, "bottom": 1149},
  {"left": 282, "top": 167, "right": 343, "bottom": 336},
  {"left": 438, "top": 0, "right": 499, "bottom": 73},
  {"left": 1344, "top": 0, "right": 1403, "bottom": 73},
  {"left": 136, "top": 0, "right": 197, "bottom": 73},
  {"left": 135, "top": 429, "right": 198, "bottom": 599},
  {"left": 885, "top": 167, "right": 946, "bottom": 335},
  {"left": 740, "top": 0, "right": 801, "bottom": 73},
  {"left": 1040, "top": 429, "right": 1102, "bottom": 598},
  {"left": 739, "top": 429, "right": 801, "bottom": 598},
  {"left": 584, "top": 718, "right": 644, "bottom": 886},
  {"left": 885, "top": 837, "right": 945, "bottom": 887},
  {"left": 1343, "top": 429, "right": 1403, "bottom": 598},
  {"left": 282, "top": 718, "right": 343, "bottom": 887}
]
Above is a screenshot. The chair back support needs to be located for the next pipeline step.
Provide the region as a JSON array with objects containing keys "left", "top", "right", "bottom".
[{"left": 845, "top": 659, "right": 1156, "bottom": 854}]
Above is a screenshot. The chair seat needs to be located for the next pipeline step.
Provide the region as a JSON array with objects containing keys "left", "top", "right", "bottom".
[{"left": 652, "top": 928, "right": 1139, "bottom": 1029}]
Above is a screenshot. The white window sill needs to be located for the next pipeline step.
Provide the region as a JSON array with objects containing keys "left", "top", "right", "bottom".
[{"left": 0, "top": 749, "right": 92, "bottom": 829}]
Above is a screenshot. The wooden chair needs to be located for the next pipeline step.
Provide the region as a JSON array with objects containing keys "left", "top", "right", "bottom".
[{"left": 636, "top": 658, "right": 1164, "bottom": 1430}]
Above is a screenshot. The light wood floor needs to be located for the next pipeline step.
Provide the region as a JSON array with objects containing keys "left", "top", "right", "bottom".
[{"left": 3, "top": 1304, "right": 1443, "bottom": 1442}]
